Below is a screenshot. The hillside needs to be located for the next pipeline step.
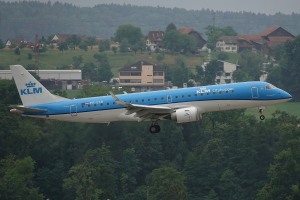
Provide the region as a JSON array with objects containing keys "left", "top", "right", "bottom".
[{"left": 0, "top": 2, "right": 299, "bottom": 40}]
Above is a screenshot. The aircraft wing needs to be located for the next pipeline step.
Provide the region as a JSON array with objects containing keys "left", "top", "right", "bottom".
[{"left": 110, "top": 92, "right": 181, "bottom": 121}]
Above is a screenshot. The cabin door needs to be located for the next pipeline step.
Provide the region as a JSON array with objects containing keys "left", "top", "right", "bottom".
[
  {"left": 251, "top": 87, "right": 259, "bottom": 99},
  {"left": 70, "top": 104, "right": 77, "bottom": 116},
  {"left": 167, "top": 95, "right": 172, "bottom": 103}
]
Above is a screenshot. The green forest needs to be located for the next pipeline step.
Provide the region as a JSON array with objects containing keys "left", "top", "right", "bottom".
[
  {"left": 1, "top": 79, "right": 300, "bottom": 200},
  {"left": 1, "top": 1, "right": 300, "bottom": 199},
  {"left": 0, "top": 1, "right": 300, "bottom": 40},
  {"left": 0, "top": 36, "right": 300, "bottom": 199}
]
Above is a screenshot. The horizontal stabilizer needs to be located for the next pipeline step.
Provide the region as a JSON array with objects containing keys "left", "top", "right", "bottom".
[{"left": 10, "top": 105, "right": 47, "bottom": 113}]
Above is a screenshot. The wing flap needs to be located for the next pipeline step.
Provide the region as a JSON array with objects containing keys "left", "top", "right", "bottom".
[{"left": 110, "top": 92, "right": 174, "bottom": 120}]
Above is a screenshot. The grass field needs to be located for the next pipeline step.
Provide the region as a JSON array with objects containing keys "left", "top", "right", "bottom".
[
  {"left": 245, "top": 102, "right": 300, "bottom": 119},
  {"left": 0, "top": 48, "right": 243, "bottom": 76},
  {"left": 0, "top": 48, "right": 209, "bottom": 76}
]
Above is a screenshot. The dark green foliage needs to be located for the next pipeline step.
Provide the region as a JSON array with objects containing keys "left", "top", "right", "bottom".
[
  {"left": 1, "top": 2, "right": 299, "bottom": 41},
  {"left": 1, "top": 76, "right": 300, "bottom": 199},
  {"left": 0, "top": 39, "right": 5, "bottom": 49},
  {"left": 205, "top": 26, "right": 237, "bottom": 50},
  {"left": 14, "top": 47, "right": 20, "bottom": 55},
  {"left": 114, "top": 24, "right": 143, "bottom": 46}
]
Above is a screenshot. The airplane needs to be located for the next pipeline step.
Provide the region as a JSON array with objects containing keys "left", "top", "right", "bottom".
[{"left": 9, "top": 65, "right": 292, "bottom": 134}]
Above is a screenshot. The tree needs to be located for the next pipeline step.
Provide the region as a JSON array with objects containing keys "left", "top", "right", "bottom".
[
  {"left": 234, "top": 50, "right": 265, "bottom": 81},
  {"left": 146, "top": 166, "right": 187, "bottom": 200},
  {"left": 0, "top": 155, "right": 44, "bottom": 200},
  {"left": 64, "top": 145, "right": 117, "bottom": 200},
  {"left": 205, "top": 26, "right": 237, "bottom": 50},
  {"left": 0, "top": 39, "right": 5, "bottom": 49},
  {"left": 63, "top": 163, "right": 102, "bottom": 200},
  {"left": 72, "top": 55, "right": 83, "bottom": 69},
  {"left": 114, "top": 24, "right": 143, "bottom": 46},
  {"left": 257, "top": 138, "right": 300, "bottom": 200},
  {"left": 203, "top": 60, "right": 223, "bottom": 85},
  {"left": 99, "top": 39, "right": 110, "bottom": 52},
  {"left": 205, "top": 26, "right": 223, "bottom": 50},
  {"left": 14, "top": 47, "right": 20, "bottom": 55},
  {"left": 276, "top": 35, "right": 300, "bottom": 96},
  {"left": 165, "top": 23, "right": 177, "bottom": 33},
  {"left": 93, "top": 53, "right": 113, "bottom": 82},
  {"left": 58, "top": 42, "right": 68, "bottom": 52},
  {"left": 167, "top": 59, "right": 191, "bottom": 87}
]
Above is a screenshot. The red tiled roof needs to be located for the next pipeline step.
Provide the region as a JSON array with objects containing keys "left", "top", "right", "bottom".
[
  {"left": 178, "top": 28, "right": 194, "bottom": 34},
  {"left": 240, "top": 34, "right": 262, "bottom": 41},
  {"left": 259, "top": 26, "right": 280, "bottom": 36}
]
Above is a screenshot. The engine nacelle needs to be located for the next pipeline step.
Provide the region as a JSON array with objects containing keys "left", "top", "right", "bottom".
[{"left": 171, "top": 106, "right": 201, "bottom": 123}]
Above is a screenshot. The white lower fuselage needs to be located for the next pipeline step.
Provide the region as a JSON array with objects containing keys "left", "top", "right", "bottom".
[{"left": 25, "top": 98, "right": 288, "bottom": 123}]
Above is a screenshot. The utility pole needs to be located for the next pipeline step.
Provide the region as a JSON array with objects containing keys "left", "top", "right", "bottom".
[{"left": 34, "top": 34, "right": 40, "bottom": 76}]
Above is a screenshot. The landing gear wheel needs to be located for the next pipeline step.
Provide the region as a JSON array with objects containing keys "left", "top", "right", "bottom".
[
  {"left": 260, "top": 115, "right": 265, "bottom": 120},
  {"left": 149, "top": 124, "right": 160, "bottom": 134}
]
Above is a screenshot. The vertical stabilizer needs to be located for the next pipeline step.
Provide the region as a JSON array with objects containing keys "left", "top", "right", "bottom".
[{"left": 10, "top": 65, "right": 68, "bottom": 106}]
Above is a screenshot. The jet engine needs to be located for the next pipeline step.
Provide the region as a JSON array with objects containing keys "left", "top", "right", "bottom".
[{"left": 171, "top": 106, "right": 202, "bottom": 123}]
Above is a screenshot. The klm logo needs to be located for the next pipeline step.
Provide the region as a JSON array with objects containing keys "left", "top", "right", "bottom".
[{"left": 20, "top": 81, "right": 42, "bottom": 95}]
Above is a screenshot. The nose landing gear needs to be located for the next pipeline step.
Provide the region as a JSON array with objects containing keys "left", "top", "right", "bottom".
[{"left": 259, "top": 108, "right": 265, "bottom": 120}]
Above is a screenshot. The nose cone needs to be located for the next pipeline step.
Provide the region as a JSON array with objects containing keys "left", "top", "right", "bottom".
[{"left": 281, "top": 90, "right": 292, "bottom": 100}]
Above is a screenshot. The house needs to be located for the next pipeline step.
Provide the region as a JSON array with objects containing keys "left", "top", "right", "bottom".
[
  {"left": 217, "top": 26, "right": 295, "bottom": 54},
  {"left": 50, "top": 34, "right": 88, "bottom": 46},
  {"left": 216, "top": 36, "right": 253, "bottom": 53},
  {"left": 178, "top": 28, "right": 207, "bottom": 50},
  {"left": 215, "top": 60, "right": 239, "bottom": 84},
  {"left": 216, "top": 36, "right": 238, "bottom": 53},
  {"left": 118, "top": 60, "right": 165, "bottom": 92},
  {"left": 145, "top": 31, "right": 164, "bottom": 51},
  {"left": 5, "top": 39, "right": 29, "bottom": 48}
]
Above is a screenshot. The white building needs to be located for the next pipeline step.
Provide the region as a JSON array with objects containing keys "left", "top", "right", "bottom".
[
  {"left": 215, "top": 60, "right": 239, "bottom": 84},
  {"left": 0, "top": 69, "right": 82, "bottom": 90}
]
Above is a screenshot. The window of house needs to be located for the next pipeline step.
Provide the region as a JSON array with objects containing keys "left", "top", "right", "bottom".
[
  {"left": 225, "top": 73, "right": 231, "bottom": 76},
  {"left": 120, "top": 72, "right": 130, "bottom": 76},
  {"left": 225, "top": 79, "right": 231, "bottom": 83},
  {"left": 153, "top": 71, "right": 163, "bottom": 76},
  {"left": 154, "top": 79, "right": 163, "bottom": 83},
  {"left": 131, "top": 72, "right": 141, "bottom": 76}
]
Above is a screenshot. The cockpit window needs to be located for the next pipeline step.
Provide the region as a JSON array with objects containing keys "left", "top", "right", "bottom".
[{"left": 266, "top": 84, "right": 276, "bottom": 90}]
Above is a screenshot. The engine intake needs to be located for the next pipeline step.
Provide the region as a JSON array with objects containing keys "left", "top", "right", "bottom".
[{"left": 171, "top": 106, "right": 201, "bottom": 123}]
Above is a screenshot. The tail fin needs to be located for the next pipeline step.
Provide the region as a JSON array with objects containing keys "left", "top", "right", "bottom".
[{"left": 10, "top": 65, "right": 68, "bottom": 106}]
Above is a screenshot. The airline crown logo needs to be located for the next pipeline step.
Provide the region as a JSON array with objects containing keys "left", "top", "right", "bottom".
[
  {"left": 20, "top": 81, "right": 42, "bottom": 95},
  {"left": 25, "top": 81, "right": 36, "bottom": 88}
]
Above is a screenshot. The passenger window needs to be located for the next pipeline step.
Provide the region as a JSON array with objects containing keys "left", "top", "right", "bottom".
[
  {"left": 107, "top": 103, "right": 110, "bottom": 106},
  {"left": 188, "top": 94, "right": 191, "bottom": 97},
  {"left": 154, "top": 98, "right": 157, "bottom": 101},
  {"left": 194, "top": 94, "right": 197, "bottom": 96},
  {"left": 182, "top": 95, "right": 184, "bottom": 98},
  {"left": 161, "top": 97, "right": 164, "bottom": 100},
  {"left": 135, "top": 100, "right": 138, "bottom": 103},
  {"left": 219, "top": 91, "right": 222, "bottom": 94}
]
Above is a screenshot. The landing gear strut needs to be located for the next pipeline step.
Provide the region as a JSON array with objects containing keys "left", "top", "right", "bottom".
[
  {"left": 259, "top": 108, "right": 265, "bottom": 120},
  {"left": 149, "top": 121, "right": 160, "bottom": 134}
]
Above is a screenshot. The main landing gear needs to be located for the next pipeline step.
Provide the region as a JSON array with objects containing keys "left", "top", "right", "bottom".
[
  {"left": 259, "top": 108, "right": 265, "bottom": 120},
  {"left": 149, "top": 121, "right": 160, "bottom": 134}
]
